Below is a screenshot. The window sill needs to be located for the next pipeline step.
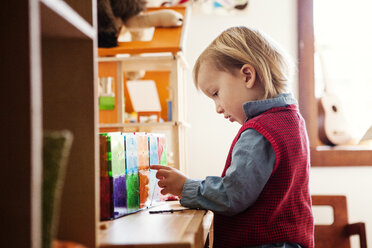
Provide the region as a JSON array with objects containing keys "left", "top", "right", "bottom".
[{"left": 311, "top": 146, "right": 372, "bottom": 167}]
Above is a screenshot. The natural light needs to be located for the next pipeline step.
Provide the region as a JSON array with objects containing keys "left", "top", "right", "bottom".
[{"left": 314, "top": 0, "right": 372, "bottom": 143}]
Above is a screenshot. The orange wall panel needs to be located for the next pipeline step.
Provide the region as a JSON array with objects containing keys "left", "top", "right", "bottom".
[
  {"left": 98, "top": 62, "right": 170, "bottom": 125},
  {"left": 98, "top": 61, "right": 118, "bottom": 124}
]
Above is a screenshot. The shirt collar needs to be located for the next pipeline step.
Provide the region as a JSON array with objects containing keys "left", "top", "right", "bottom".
[{"left": 243, "top": 93, "right": 298, "bottom": 121}]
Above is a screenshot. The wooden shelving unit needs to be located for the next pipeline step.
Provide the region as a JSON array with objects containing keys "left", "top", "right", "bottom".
[
  {"left": 297, "top": 0, "right": 372, "bottom": 167},
  {"left": 0, "top": 0, "right": 98, "bottom": 247},
  {"left": 0, "top": 2, "right": 196, "bottom": 248}
]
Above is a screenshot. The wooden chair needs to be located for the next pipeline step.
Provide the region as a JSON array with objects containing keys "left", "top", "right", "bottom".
[{"left": 312, "top": 195, "right": 367, "bottom": 248}]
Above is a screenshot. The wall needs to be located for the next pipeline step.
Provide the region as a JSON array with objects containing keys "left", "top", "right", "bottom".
[{"left": 184, "top": 0, "right": 372, "bottom": 247}]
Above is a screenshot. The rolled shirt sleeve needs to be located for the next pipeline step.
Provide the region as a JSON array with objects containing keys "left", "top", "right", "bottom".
[{"left": 180, "top": 128, "right": 276, "bottom": 216}]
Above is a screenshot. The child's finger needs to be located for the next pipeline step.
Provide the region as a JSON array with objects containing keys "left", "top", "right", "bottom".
[
  {"left": 160, "top": 188, "right": 169, "bottom": 195},
  {"left": 156, "top": 169, "right": 170, "bottom": 179},
  {"left": 150, "top": 165, "right": 171, "bottom": 171},
  {"left": 158, "top": 179, "right": 166, "bottom": 188}
]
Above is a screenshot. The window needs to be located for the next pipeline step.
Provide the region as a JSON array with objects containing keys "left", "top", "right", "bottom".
[
  {"left": 298, "top": 0, "right": 372, "bottom": 166},
  {"left": 314, "top": 0, "right": 372, "bottom": 140}
]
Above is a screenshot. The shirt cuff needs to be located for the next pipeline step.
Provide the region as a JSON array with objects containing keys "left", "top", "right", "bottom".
[{"left": 180, "top": 178, "right": 202, "bottom": 208}]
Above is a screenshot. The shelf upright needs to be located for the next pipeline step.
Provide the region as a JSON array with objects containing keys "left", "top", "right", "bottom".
[
  {"left": 0, "top": 1, "right": 43, "bottom": 247},
  {"left": 40, "top": 0, "right": 99, "bottom": 246}
]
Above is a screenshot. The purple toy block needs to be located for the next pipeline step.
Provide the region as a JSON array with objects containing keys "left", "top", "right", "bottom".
[{"left": 112, "top": 175, "right": 127, "bottom": 218}]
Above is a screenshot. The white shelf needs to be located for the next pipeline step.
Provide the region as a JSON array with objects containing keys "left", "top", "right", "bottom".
[
  {"left": 40, "top": 0, "right": 95, "bottom": 39},
  {"left": 97, "top": 52, "right": 189, "bottom": 70},
  {"left": 99, "top": 121, "right": 191, "bottom": 129}
]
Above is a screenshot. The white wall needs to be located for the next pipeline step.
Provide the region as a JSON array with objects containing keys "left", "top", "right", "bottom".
[{"left": 183, "top": 1, "right": 372, "bottom": 247}]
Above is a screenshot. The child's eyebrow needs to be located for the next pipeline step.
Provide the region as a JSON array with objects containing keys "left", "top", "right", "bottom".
[
  {"left": 204, "top": 87, "right": 215, "bottom": 96},
  {"left": 205, "top": 85, "right": 216, "bottom": 93},
  {"left": 200, "top": 88, "right": 212, "bottom": 98}
]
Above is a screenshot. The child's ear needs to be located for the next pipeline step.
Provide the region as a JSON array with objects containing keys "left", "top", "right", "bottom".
[{"left": 240, "top": 64, "right": 256, "bottom": 89}]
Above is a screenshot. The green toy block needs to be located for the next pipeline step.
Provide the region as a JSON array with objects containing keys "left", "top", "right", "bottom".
[
  {"left": 108, "top": 133, "right": 125, "bottom": 177},
  {"left": 160, "top": 144, "right": 168, "bottom": 165},
  {"left": 126, "top": 172, "right": 139, "bottom": 212},
  {"left": 99, "top": 96, "right": 115, "bottom": 110}
]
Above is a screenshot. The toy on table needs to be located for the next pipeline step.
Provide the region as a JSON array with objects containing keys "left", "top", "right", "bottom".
[
  {"left": 99, "top": 131, "right": 169, "bottom": 220},
  {"left": 137, "top": 133, "right": 151, "bottom": 208},
  {"left": 124, "top": 133, "right": 140, "bottom": 212},
  {"left": 99, "top": 135, "right": 111, "bottom": 220},
  {"left": 100, "top": 132, "right": 127, "bottom": 219}
]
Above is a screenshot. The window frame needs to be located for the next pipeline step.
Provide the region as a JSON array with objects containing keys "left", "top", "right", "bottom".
[{"left": 297, "top": 0, "right": 372, "bottom": 167}]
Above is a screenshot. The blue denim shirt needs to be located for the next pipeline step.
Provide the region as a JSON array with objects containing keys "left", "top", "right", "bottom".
[{"left": 180, "top": 93, "right": 301, "bottom": 248}]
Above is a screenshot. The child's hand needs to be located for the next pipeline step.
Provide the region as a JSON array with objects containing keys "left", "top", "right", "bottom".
[{"left": 150, "top": 165, "right": 187, "bottom": 198}]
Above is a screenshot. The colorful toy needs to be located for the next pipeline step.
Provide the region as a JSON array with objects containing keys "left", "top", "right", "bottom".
[
  {"left": 137, "top": 133, "right": 151, "bottom": 208},
  {"left": 99, "top": 131, "right": 168, "bottom": 220},
  {"left": 99, "top": 133, "right": 128, "bottom": 219},
  {"left": 124, "top": 133, "right": 140, "bottom": 212}
]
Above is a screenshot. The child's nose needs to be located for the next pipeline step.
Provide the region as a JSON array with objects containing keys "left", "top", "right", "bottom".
[{"left": 216, "top": 104, "right": 223, "bottom": 114}]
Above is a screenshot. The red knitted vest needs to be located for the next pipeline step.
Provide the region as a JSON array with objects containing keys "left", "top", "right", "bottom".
[{"left": 213, "top": 104, "right": 314, "bottom": 248}]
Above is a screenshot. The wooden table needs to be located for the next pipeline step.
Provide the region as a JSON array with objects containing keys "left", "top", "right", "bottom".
[{"left": 99, "top": 201, "right": 213, "bottom": 248}]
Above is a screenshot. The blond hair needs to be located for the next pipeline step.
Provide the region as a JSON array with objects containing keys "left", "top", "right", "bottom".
[{"left": 193, "top": 26, "right": 291, "bottom": 99}]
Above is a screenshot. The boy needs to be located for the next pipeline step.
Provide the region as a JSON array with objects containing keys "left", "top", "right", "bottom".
[{"left": 151, "top": 26, "right": 314, "bottom": 248}]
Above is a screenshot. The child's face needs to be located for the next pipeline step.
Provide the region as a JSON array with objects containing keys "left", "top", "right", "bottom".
[{"left": 197, "top": 61, "right": 261, "bottom": 125}]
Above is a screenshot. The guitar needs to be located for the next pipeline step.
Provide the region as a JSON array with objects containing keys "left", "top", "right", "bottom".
[
  {"left": 316, "top": 45, "right": 352, "bottom": 146},
  {"left": 317, "top": 94, "right": 352, "bottom": 146}
]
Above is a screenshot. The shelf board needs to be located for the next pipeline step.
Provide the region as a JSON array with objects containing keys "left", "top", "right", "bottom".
[
  {"left": 98, "top": 6, "right": 189, "bottom": 56},
  {"left": 40, "top": 0, "right": 95, "bottom": 39},
  {"left": 97, "top": 53, "right": 173, "bottom": 62},
  {"left": 97, "top": 52, "right": 189, "bottom": 71},
  {"left": 311, "top": 146, "right": 372, "bottom": 166},
  {"left": 98, "top": 201, "right": 209, "bottom": 247},
  {"left": 99, "top": 121, "right": 190, "bottom": 129}
]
